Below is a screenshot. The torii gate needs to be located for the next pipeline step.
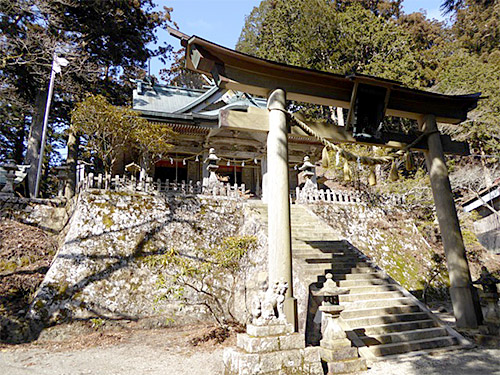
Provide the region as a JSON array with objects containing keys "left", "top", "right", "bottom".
[{"left": 169, "top": 29, "right": 483, "bottom": 330}]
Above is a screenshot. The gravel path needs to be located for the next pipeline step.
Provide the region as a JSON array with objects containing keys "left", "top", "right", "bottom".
[
  {"left": 366, "top": 348, "right": 500, "bottom": 375},
  {"left": 0, "top": 345, "right": 225, "bottom": 375},
  {"left": 1, "top": 324, "right": 499, "bottom": 375}
]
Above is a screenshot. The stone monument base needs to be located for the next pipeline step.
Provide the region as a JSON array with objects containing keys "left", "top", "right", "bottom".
[
  {"left": 320, "top": 337, "right": 367, "bottom": 374},
  {"left": 223, "top": 322, "right": 322, "bottom": 375}
]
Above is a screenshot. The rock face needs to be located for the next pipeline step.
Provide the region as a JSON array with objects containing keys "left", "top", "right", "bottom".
[
  {"left": 29, "top": 190, "right": 260, "bottom": 326},
  {"left": 310, "top": 203, "right": 440, "bottom": 291}
]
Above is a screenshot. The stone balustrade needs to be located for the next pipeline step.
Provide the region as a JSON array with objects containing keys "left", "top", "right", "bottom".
[
  {"left": 77, "top": 172, "right": 246, "bottom": 199},
  {"left": 295, "top": 186, "right": 405, "bottom": 206},
  {"left": 76, "top": 172, "right": 404, "bottom": 204}
]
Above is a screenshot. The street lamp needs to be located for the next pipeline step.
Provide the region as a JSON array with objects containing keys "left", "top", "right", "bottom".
[{"left": 34, "top": 54, "right": 69, "bottom": 198}]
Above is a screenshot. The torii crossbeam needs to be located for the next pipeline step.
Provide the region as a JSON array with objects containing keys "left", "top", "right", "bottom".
[{"left": 170, "top": 28, "right": 483, "bottom": 330}]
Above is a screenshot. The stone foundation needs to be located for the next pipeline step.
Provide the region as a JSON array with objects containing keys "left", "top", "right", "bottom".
[
  {"left": 223, "top": 322, "right": 322, "bottom": 375},
  {"left": 320, "top": 337, "right": 367, "bottom": 374}
]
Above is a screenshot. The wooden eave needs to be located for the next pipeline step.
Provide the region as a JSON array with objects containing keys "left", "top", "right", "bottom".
[{"left": 169, "top": 30, "right": 480, "bottom": 125}]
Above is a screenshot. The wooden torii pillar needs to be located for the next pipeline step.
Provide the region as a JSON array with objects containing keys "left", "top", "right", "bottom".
[
  {"left": 170, "top": 28, "right": 483, "bottom": 330},
  {"left": 419, "top": 115, "right": 482, "bottom": 328}
]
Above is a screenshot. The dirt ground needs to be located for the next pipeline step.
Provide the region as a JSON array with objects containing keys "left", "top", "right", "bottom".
[
  {"left": 1, "top": 322, "right": 499, "bottom": 375},
  {"left": 0, "top": 323, "right": 229, "bottom": 375}
]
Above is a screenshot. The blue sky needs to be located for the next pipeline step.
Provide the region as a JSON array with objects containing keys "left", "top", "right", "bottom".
[{"left": 151, "top": 0, "right": 448, "bottom": 78}]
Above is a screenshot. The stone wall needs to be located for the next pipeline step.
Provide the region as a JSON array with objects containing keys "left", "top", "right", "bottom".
[
  {"left": 29, "top": 190, "right": 266, "bottom": 328},
  {"left": 0, "top": 196, "right": 71, "bottom": 233}
]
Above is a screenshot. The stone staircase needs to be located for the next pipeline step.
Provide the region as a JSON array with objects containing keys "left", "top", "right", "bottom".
[{"left": 248, "top": 201, "right": 471, "bottom": 360}]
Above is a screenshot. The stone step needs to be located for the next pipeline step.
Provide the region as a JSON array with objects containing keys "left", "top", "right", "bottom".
[
  {"left": 298, "top": 265, "right": 332, "bottom": 274},
  {"left": 292, "top": 252, "right": 330, "bottom": 259},
  {"left": 291, "top": 244, "right": 344, "bottom": 249},
  {"left": 351, "top": 319, "right": 438, "bottom": 335},
  {"left": 345, "top": 297, "right": 415, "bottom": 309},
  {"left": 291, "top": 227, "right": 328, "bottom": 232},
  {"left": 367, "top": 336, "right": 458, "bottom": 357},
  {"left": 340, "top": 291, "right": 404, "bottom": 302},
  {"left": 294, "top": 251, "right": 359, "bottom": 260},
  {"left": 250, "top": 202, "right": 462, "bottom": 359},
  {"left": 343, "top": 312, "right": 430, "bottom": 327},
  {"left": 293, "top": 236, "right": 340, "bottom": 241},
  {"left": 328, "top": 268, "right": 378, "bottom": 277},
  {"left": 318, "top": 273, "right": 382, "bottom": 285},
  {"left": 326, "top": 357, "right": 367, "bottom": 374},
  {"left": 330, "top": 257, "right": 367, "bottom": 263},
  {"left": 302, "top": 241, "right": 351, "bottom": 248},
  {"left": 292, "top": 238, "right": 339, "bottom": 243},
  {"left": 322, "top": 268, "right": 365, "bottom": 276},
  {"left": 291, "top": 231, "right": 336, "bottom": 236},
  {"left": 314, "top": 268, "right": 376, "bottom": 277},
  {"left": 342, "top": 284, "right": 399, "bottom": 294},
  {"left": 341, "top": 305, "right": 421, "bottom": 319},
  {"left": 358, "top": 327, "right": 449, "bottom": 346},
  {"left": 305, "top": 258, "right": 370, "bottom": 267},
  {"left": 332, "top": 267, "right": 377, "bottom": 275},
  {"left": 343, "top": 272, "right": 386, "bottom": 280},
  {"left": 293, "top": 255, "right": 333, "bottom": 262},
  {"left": 338, "top": 279, "right": 388, "bottom": 287}
]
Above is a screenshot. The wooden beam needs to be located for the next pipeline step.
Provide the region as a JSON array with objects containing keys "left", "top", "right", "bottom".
[
  {"left": 219, "top": 106, "right": 269, "bottom": 132},
  {"left": 180, "top": 36, "right": 480, "bottom": 125},
  {"left": 219, "top": 108, "right": 470, "bottom": 156},
  {"left": 210, "top": 136, "right": 263, "bottom": 148}
]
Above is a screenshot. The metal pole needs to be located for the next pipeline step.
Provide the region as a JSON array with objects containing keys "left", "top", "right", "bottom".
[{"left": 34, "top": 63, "right": 57, "bottom": 198}]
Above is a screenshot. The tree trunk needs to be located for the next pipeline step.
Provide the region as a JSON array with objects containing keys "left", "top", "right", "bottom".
[{"left": 24, "top": 90, "right": 48, "bottom": 197}]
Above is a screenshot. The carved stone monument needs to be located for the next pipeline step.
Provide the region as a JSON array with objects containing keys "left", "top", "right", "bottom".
[{"left": 223, "top": 280, "right": 322, "bottom": 375}]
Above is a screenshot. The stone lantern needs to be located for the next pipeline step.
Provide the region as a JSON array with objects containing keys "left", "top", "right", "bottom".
[
  {"left": 474, "top": 266, "right": 500, "bottom": 335},
  {"left": 299, "top": 155, "right": 318, "bottom": 190},
  {"left": 55, "top": 164, "right": 70, "bottom": 198},
  {"left": 203, "top": 148, "right": 221, "bottom": 190},
  {"left": 1, "top": 159, "right": 18, "bottom": 195},
  {"left": 312, "top": 273, "right": 366, "bottom": 374}
]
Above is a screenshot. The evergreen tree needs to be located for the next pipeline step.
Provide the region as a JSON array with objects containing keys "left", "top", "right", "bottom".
[{"left": 0, "top": 0, "right": 174, "bottom": 196}]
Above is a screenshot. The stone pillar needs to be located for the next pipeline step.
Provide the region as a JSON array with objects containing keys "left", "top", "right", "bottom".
[
  {"left": 419, "top": 114, "right": 481, "bottom": 329},
  {"left": 261, "top": 155, "right": 268, "bottom": 202},
  {"left": 55, "top": 165, "right": 70, "bottom": 198},
  {"left": 267, "top": 88, "right": 297, "bottom": 329},
  {"left": 201, "top": 150, "right": 210, "bottom": 188}
]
